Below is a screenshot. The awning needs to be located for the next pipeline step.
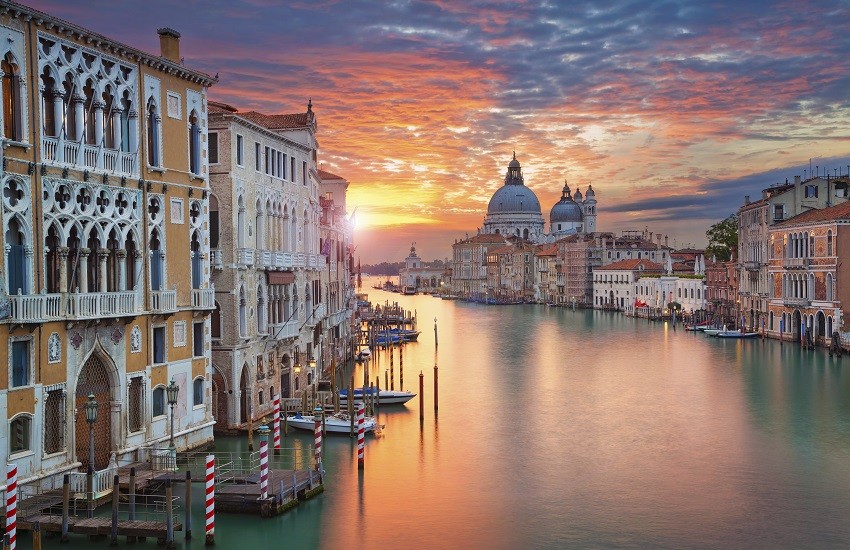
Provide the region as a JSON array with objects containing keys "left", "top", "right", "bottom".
[{"left": 267, "top": 271, "right": 296, "bottom": 285}]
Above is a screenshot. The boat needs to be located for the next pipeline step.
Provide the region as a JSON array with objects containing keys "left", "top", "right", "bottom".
[
  {"left": 715, "top": 330, "right": 760, "bottom": 339},
  {"left": 703, "top": 325, "right": 727, "bottom": 336},
  {"left": 441, "top": 294, "right": 459, "bottom": 300},
  {"left": 285, "top": 412, "right": 378, "bottom": 434},
  {"left": 339, "top": 387, "right": 416, "bottom": 406},
  {"left": 384, "top": 327, "right": 420, "bottom": 342},
  {"left": 355, "top": 347, "right": 372, "bottom": 361},
  {"left": 402, "top": 285, "right": 417, "bottom": 295}
]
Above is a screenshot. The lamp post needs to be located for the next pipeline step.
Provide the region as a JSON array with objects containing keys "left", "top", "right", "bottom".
[
  {"left": 166, "top": 379, "right": 179, "bottom": 452},
  {"left": 84, "top": 393, "right": 98, "bottom": 469}
]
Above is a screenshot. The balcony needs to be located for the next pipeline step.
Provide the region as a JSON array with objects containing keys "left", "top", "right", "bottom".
[
  {"left": 65, "top": 291, "right": 138, "bottom": 319},
  {"left": 150, "top": 289, "right": 177, "bottom": 314},
  {"left": 326, "top": 309, "right": 351, "bottom": 328},
  {"left": 268, "top": 319, "right": 299, "bottom": 339},
  {"left": 743, "top": 260, "right": 763, "bottom": 271},
  {"left": 782, "top": 257, "right": 809, "bottom": 269},
  {"left": 236, "top": 248, "right": 255, "bottom": 267},
  {"left": 783, "top": 297, "right": 810, "bottom": 307},
  {"left": 307, "top": 303, "right": 326, "bottom": 326},
  {"left": 8, "top": 292, "right": 64, "bottom": 323},
  {"left": 192, "top": 288, "right": 215, "bottom": 310},
  {"left": 211, "top": 249, "right": 223, "bottom": 271},
  {"left": 42, "top": 136, "right": 138, "bottom": 176}
]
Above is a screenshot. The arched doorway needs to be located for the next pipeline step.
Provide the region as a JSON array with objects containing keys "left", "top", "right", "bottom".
[
  {"left": 211, "top": 365, "right": 227, "bottom": 428},
  {"left": 239, "top": 365, "right": 250, "bottom": 424},
  {"left": 817, "top": 311, "right": 826, "bottom": 342},
  {"left": 793, "top": 310, "right": 802, "bottom": 343},
  {"left": 75, "top": 351, "right": 114, "bottom": 470}
]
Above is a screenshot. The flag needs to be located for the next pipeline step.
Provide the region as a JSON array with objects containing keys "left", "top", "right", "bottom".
[{"left": 321, "top": 238, "right": 332, "bottom": 256}]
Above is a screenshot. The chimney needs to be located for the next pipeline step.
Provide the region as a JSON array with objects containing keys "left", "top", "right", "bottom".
[
  {"left": 157, "top": 28, "right": 181, "bottom": 63},
  {"left": 664, "top": 235, "right": 668, "bottom": 247},
  {"left": 795, "top": 175, "right": 801, "bottom": 185},
  {"left": 744, "top": 195, "right": 750, "bottom": 205}
]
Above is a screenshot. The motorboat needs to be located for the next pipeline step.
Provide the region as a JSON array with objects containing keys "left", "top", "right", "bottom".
[
  {"left": 285, "top": 412, "right": 377, "bottom": 434},
  {"left": 715, "top": 330, "right": 760, "bottom": 339},
  {"left": 339, "top": 387, "right": 416, "bottom": 406},
  {"left": 355, "top": 347, "right": 372, "bottom": 361},
  {"left": 703, "top": 325, "right": 727, "bottom": 336}
]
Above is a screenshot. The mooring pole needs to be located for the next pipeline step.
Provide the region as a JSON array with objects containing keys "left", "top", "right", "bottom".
[
  {"left": 205, "top": 455, "right": 215, "bottom": 546},
  {"left": 357, "top": 401, "right": 365, "bottom": 469},
  {"left": 165, "top": 479, "right": 174, "bottom": 548},
  {"left": 61, "top": 474, "right": 70, "bottom": 543},
  {"left": 31, "top": 522, "right": 40, "bottom": 550},
  {"left": 419, "top": 371, "right": 424, "bottom": 422},
  {"left": 434, "top": 362, "right": 439, "bottom": 413},
  {"left": 185, "top": 470, "right": 193, "bottom": 540},
  {"left": 400, "top": 346, "right": 404, "bottom": 391},
  {"left": 434, "top": 317, "right": 438, "bottom": 348},
  {"left": 110, "top": 474, "right": 119, "bottom": 546}
]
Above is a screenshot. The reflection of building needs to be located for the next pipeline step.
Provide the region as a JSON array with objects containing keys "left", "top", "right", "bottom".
[
  {"left": 767, "top": 200, "right": 850, "bottom": 346},
  {"left": 208, "top": 100, "right": 325, "bottom": 430},
  {"left": 398, "top": 244, "right": 444, "bottom": 291},
  {"left": 0, "top": 7, "right": 216, "bottom": 482}
]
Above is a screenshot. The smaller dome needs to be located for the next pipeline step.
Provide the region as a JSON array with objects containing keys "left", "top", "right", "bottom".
[
  {"left": 574, "top": 189, "right": 583, "bottom": 202},
  {"left": 508, "top": 151, "right": 520, "bottom": 169},
  {"left": 550, "top": 182, "right": 583, "bottom": 224},
  {"left": 585, "top": 184, "right": 596, "bottom": 199}
]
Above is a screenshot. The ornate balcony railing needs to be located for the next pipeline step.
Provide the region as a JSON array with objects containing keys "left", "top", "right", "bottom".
[
  {"left": 307, "top": 303, "right": 326, "bottom": 326},
  {"left": 150, "top": 289, "right": 177, "bottom": 314},
  {"left": 743, "top": 260, "right": 763, "bottom": 271},
  {"left": 268, "top": 319, "right": 300, "bottom": 339},
  {"left": 66, "top": 291, "right": 138, "bottom": 318},
  {"left": 192, "top": 288, "right": 216, "bottom": 310},
  {"left": 8, "top": 292, "right": 64, "bottom": 322},
  {"left": 783, "top": 297, "right": 810, "bottom": 307},
  {"left": 236, "top": 248, "right": 254, "bottom": 267},
  {"left": 41, "top": 136, "right": 138, "bottom": 176},
  {"left": 211, "top": 249, "right": 223, "bottom": 270},
  {"left": 782, "top": 257, "right": 809, "bottom": 269}
]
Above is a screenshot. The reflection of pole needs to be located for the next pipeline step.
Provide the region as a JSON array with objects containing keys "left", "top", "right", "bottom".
[
  {"left": 434, "top": 317, "right": 438, "bottom": 348},
  {"left": 419, "top": 371, "right": 424, "bottom": 422},
  {"left": 434, "top": 363, "right": 439, "bottom": 413}
]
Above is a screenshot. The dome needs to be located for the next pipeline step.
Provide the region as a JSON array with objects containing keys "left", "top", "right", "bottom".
[
  {"left": 508, "top": 151, "right": 521, "bottom": 169},
  {"left": 573, "top": 188, "right": 583, "bottom": 202},
  {"left": 550, "top": 182, "right": 584, "bottom": 223},
  {"left": 585, "top": 184, "right": 596, "bottom": 199},
  {"left": 487, "top": 184, "right": 542, "bottom": 214}
]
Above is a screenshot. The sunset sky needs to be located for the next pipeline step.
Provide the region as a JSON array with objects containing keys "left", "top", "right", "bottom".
[{"left": 31, "top": 0, "right": 850, "bottom": 264}]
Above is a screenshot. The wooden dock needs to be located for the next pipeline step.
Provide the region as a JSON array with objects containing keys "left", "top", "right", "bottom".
[{"left": 17, "top": 514, "right": 182, "bottom": 538}]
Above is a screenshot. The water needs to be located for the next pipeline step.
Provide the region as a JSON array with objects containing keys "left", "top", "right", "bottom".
[{"left": 41, "top": 284, "right": 850, "bottom": 548}]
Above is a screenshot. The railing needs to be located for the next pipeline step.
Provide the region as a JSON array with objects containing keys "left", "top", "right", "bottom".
[
  {"left": 783, "top": 297, "right": 810, "bottom": 307},
  {"left": 83, "top": 144, "right": 99, "bottom": 168},
  {"left": 783, "top": 257, "right": 809, "bottom": 269},
  {"left": 269, "top": 319, "right": 299, "bottom": 339},
  {"left": 119, "top": 151, "right": 136, "bottom": 174},
  {"left": 68, "top": 462, "right": 118, "bottom": 500},
  {"left": 42, "top": 136, "right": 58, "bottom": 161},
  {"left": 8, "top": 292, "right": 64, "bottom": 322},
  {"left": 67, "top": 291, "right": 138, "bottom": 318},
  {"left": 151, "top": 289, "right": 177, "bottom": 313},
  {"left": 40, "top": 136, "right": 138, "bottom": 176},
  {"left": 236, "top": 248, "right": 255, "bottom": 266},
  {"left": 102, "top": 149, "right": 118, "bottom": 172},
  {"left": 211, "top": 248, "right": 224, "bottom": 270},
  {"left": 192, "top": 287, "right": 215, "bottom": 309},
  {"left": 743, "top": 260, "right": 763, "bottom": 271},
  {"left": 258, "top": 250, "right": 274, "bottom": 268}
]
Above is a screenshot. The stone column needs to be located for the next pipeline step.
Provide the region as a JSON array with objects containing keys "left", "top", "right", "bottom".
[
  {"left": 133, "top": 250, "right": 143, "bottom": 297},
  {"left": 94, "top": 100, "right": 105, "bottom": 146},
  {"left": 127, "top": 110, "right": 138, "bottom": 158},
  {"left": 112, "top": 109, "right": 122, "bottom": 150},
  {"left": 58, "top": 247, "right": 70, "bottom": 293},
  {"left": 73, "top": 94, "right": 84, "bottom": 142},
  {"left": 52, "top": 91, "right": 64, "bottom": 139},
  {"left": 98, "top": 248, "right": 110, "bottom": 292},
  {"left": 117, "top": 250, "right": 128, "bottom": 291},
  {"left": 79, "top": 248, "right": 91, "bottom": 293}
]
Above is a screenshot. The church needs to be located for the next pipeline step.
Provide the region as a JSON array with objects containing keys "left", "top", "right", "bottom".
[{"left": 482, "top": 153, "right": 597, "bottom": 241}]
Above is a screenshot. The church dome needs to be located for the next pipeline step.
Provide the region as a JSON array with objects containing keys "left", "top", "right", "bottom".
[
  {"left": 486, "top": 153, "right": 542, "bottom": 215},
  {"left": 550, "top": 182, "right": 584, "bottom": 223},
  {"left": 585, "top": 184, "right": 596, "bottom": 199}
]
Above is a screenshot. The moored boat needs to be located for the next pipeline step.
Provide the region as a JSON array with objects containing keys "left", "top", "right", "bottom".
[
  {"left": 715, "top": 330, "right": 760, "bottom": 339},
  {"left": 339, "top": 387, "right": 416, "bottom": 406},
  {"left": 703, "top": 325, "right": 727, "bottom": 336},
  {"left": 285, "top": 412, "right": 378, "bottom": 434}
]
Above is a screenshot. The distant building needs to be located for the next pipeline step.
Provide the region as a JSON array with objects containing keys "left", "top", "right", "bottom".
[
  {"left": 398, "top": 244, "right": 444, "bottom": 292},
  {"left": 593, "top": 259, "right": 663, "bottom": 312}
]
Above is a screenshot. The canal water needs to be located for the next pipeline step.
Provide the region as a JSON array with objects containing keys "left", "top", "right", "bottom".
[{"left": 42, "top": 282, "right": 850, "bottom": 548}]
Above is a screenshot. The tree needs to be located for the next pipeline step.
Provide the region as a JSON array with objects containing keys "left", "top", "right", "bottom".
[{"left": 706, "top": 214, "right": 738, "bottom": 262}]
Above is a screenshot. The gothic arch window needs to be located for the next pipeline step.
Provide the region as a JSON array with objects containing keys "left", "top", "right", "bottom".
[
  {"left": 5, "top": 216, "right": 28, "bottom": 295},
  {"left": 61, "top": 73, "right": 77, "bottom": 140},
  {"left": 827, "top": 273, "right": 834, "bottom": 301},
  {"left": 2, "top": 54, "right": 21, "bottom": 141},
  {"left": 146, "top": 96, "right": 160, "bottom": 167},
  {"left": 237, "top": 195, "right": 246, "bottom": 248},
  {"left": 83, "top": 79, "right": 96, "bottom": 145},
  {"left": 255, "top": 198, "right": 264, "bottom": 250},
  {"left": 150, "top": 228, "right": 164, "bottom": 291},
  {"left": 238, "top": 285, "right": 247, "bottom": 338},
  {"left": 40, "top": 67, "right": 57, "bottom": 138},
  {"left": 9, "top": 414, "right": 32, "bottom": 455},
  {"left": 257, "top": 283, "right": 267, "bottom": 334},
  {"left": 120, "top": 90, "right": 133, "bottom": 153},
  {"left": 827, "top": 230, "right": 833, "bottom": 256},
  {"left": 209, "top": 194, "right": 220, "bottom": 249},
  {"left": 188, "top": 109, "right": 200, "bottom": 174},
  {"left": 191, "top": 229, "right": 202, "bottom": 290}
]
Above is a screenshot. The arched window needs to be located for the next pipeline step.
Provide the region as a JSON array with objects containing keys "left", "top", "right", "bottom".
[
  {"left": 9, "top": 414, "right": 31, "bottom": 454},
  {"left": 191, "top": 230, "right": 202, "bottom": 290},
  {"left": 188, "top": 110, "right": 200, "bottom": 174},
  {"left": 827, "top": 273, "right": 834, "bottom": 301},
  {"left": 193, "top": 377, "right": 204, "bottom": 406},
  {"left": 120, "top": 91, "right": 132, "bottom": 153},
  {"left": 150, "top": 228, "right": 163, "bottom": 291},
  {"left": 83, "top": 80, "right": 96, "bottom": 145},
  {"left": 152, "top": 386, "right": 165, "bottom": 417},
  {"left": 102, "top": 86, "right": 115, "bottom": 149},
  {"left": 209, "top": 194, "right": 220, "bottom": 249},
  {"left": 40, "top": 68, "right": 57, "bottom": 138},
  {"left": 2, "top": 55, "right": 21, "bottom": 141},
  {"left": 147, "top": 97, "right": 160, "bottom": 167},
  {"left": 827, "top": 230, "right": 833, "bottom": 256},
  {"left": 238, "top": 286, "right": 247, "bottom": 338},
  {"left": 6, "top": 216, "right": 28, "bottom": 295},
  {"left": 255, "top": 199, "right": 264, "bottom": 250},
  {"left": 62, "top": 74, "right": 78, "bottom": 141},
  {"left": 257, "top": 283, "right": 267, "bottom": 334}
]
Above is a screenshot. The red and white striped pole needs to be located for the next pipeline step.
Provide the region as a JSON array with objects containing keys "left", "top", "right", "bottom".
[
  {"left": 258, "top": 425, "right": 270, "bottom": 500},
  {"left": 313, "top": 405, "right": 323, "bottom": 472},
  {"left": 273, "top": 396, "right": 281, "bottom": 455},
  {"left": 6, "top": 463, "right": 17, "bottom": 550},
  {"left": 357, "top": 402, "right": 365, "bottom": 469},
  {"left": 204, "top": 455, "right": 215, "bottom": 546}
]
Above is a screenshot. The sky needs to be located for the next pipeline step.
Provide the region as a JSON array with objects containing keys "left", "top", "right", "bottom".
[{"left": 29, "top": 0, "right": 850, "bottom": 264}]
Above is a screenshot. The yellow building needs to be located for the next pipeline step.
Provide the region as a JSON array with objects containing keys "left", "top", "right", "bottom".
[{"left": 0, "top": 1, "right": 216, "bottom": 484}]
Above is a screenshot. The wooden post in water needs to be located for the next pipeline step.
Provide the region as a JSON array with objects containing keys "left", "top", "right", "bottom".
[
  {"left": 349, "top": 375, "right": 355, "bottom": 437},
  {"left": 185, "top": 470, "right": 193, "bottom": 540},
  {"left": 434, "top": 362, "right": 439, "bottom": 413},
  {"left": 165, "top": 479, "right": 175, "bottom": 549},
  {"left": 434, "top": 317, "right": 438, "bottom": 348},
  {"left": 419, "top": 371, "right": 424, "bottom": 422},
  {"left": 110, "top": 474, "right": 119, "bottom": 546},
  {"left": 32, "top": 523, "right": 41, "bottom": 550},
  {"left": 375, "top": 376, "right": 381, "bottom": 415},
  {"left": 369, "top": 381, "right": 375, "bottom": 416},
  {"left": 127, "top": 467, "right": 137, "bottom": 544},
  {"left": 384, "top": 369, "right": 388, "bottom": 391},
  {"left": 389, "top": 342, "right": 394, "bottom": 390},
  {"left": 61, "top": 474, "right": 70, "bottom": 543},
  {"left": 399, "top": 346, "right": 404, "bottom": 391}
]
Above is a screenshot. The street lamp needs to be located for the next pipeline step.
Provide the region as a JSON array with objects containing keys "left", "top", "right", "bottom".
[
  {"left": 166, "top": 379, "right": 179, "bottom": 450},
  {"left": 84, "top": 393, "right": 98, "bottom": 469}
]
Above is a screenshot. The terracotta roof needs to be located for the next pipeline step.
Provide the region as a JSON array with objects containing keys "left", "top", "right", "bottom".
[
  {"left": 738, "top": 197, "right": 769, "bottom": 212},
  {"left": 489, "top": 246, "right": 513, "bottom": 255},
  {"left": 208, "top": 100, "right": 237, "bottom": 114},
  {"left": 597, "top": 259, "right": 663, "bottom": 271},
  {"left": 318, "top": 169, "right": 344, "bottom": 180},
  {"left": 468, "top": 233, "right": 508, "bottom": 244},
  {"left": 775, "top": 199, "right": 850, "bottom": 227},
  {"left": 535, "top": 244, "right": 558, "bottom": 256},
  {"left": 240, "top": 111, "right": 310, "bottom": 130}
]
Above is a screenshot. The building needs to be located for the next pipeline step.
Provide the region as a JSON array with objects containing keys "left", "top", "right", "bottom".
[
  {"left": 593, "top": 259, "right": 663, "bottom": 312},
  {"left": 738, "top": 176, "right": 850, "bottom": 332},
  {"left": 0, "top": 2, "right": 217, "bottom": 482},
  {"left": 485, "top": 238, "right": 536, "bottom": 302},
  {"left": 397, "top": 244, "right": 445, "bottom": 292},
  {"left": 533, "top": 243, "right": 558, "bottom": 303},
  {"left": 208, "top": 99, "right": 325, "bottom": 430},
  {"left": 450, "top": 233, "right": 508, "bottom": 298},
  {"left": 705, "top": 260, "right": 736, "bottom": 324},
  {"left": 767, "top": 200, "right": 850, "bottom": 346}
]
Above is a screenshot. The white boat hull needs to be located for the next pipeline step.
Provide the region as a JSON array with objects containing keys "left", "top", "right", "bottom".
[
  {"left": 340, "top": 389, "right": 416, "bottom": 406},
  {"left": 285, "top": 414, "right": 377, "bottom": 434}
]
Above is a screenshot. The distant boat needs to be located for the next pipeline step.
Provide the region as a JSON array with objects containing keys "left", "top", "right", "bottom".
[
  {"left": 441, "top": 294, "right": 459, "bottom": 300},
  {"left": 339, "top": 387, "right": 416, "bottom": 406},
  {"left": 703, "top": 326, "right": 727, "bottom": 336},
  {"left": 286, "top": 412, "right": 378, "bottom": 434},
  {"left": 402, "top": 286, "right": 417, "bottom": 295},
  {"left": 355, "top": 347, "right": 372, "bottom": 361},
  {"left": 715, "top": 330, "right": 760, "bottom": 339}
]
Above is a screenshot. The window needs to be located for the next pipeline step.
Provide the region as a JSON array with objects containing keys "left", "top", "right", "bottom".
[
  {"left": 291, "top": 157, "right": 296, "bottom": 183},
  {"left": 805, "top": 185, "right": 819, "bottom": 198},
  {"left": 282, "top": 153, "right": 287, "bottom": 179},
  {"left": 11, "top": 339, "right": 29, "bottom": 387},
  {"left": 265, "top": 146, "right": 270, "bottom": 174},
  {"left": 9, "top": 415, "right": 30, "bottom": 454},
  {"left": 208, "top": 132, "right": 219, "bottom": 164},
  {"left": 43, "top": 389, "right": 66, "bottom": 454},
  {"left": 188, "top": 110, "right": 201, "bottom": 174},
  {"left": 302, "top": 161, "right": 307, "bottom": 184},
  {"left": 152, "top": 386, "right": 165, "bottom": 417},
  {"left": 193, "top": 321, "right": 204, "bottom": 357},
  {"left": 773, "top": 204, "right": 784, "bottom": 221},
  {"left": 258, "top": 390, "right": 264, "bottom": 405},
  {"left": 153, "top": 326, "right": 166, "bottom": 364},
  {"left": 212, "top": 302, "right": 222, "bottom": 340},
  {"left": 128, "top": 377, "right": 144, "bottom": 433},
  {"left": 147, "top": 97, "right": 160, "bottom": 167},
  {"left": 255, "top": 142, "right": 261, "bottom": 171},
  {"left": 193, "top": 378, "right": 204, "bottom": 406},
  {"left": 828, "top": 230, "right": 833, "bottom": 256},
  {"left": 236, "top": 135, "right": 244, "bottom": 166},
  {"left": 2, "top": 55, "right": 21, "bottom": 141},
  {"left": 277, "top": 151, "right": 283, "bottom": 178}
]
